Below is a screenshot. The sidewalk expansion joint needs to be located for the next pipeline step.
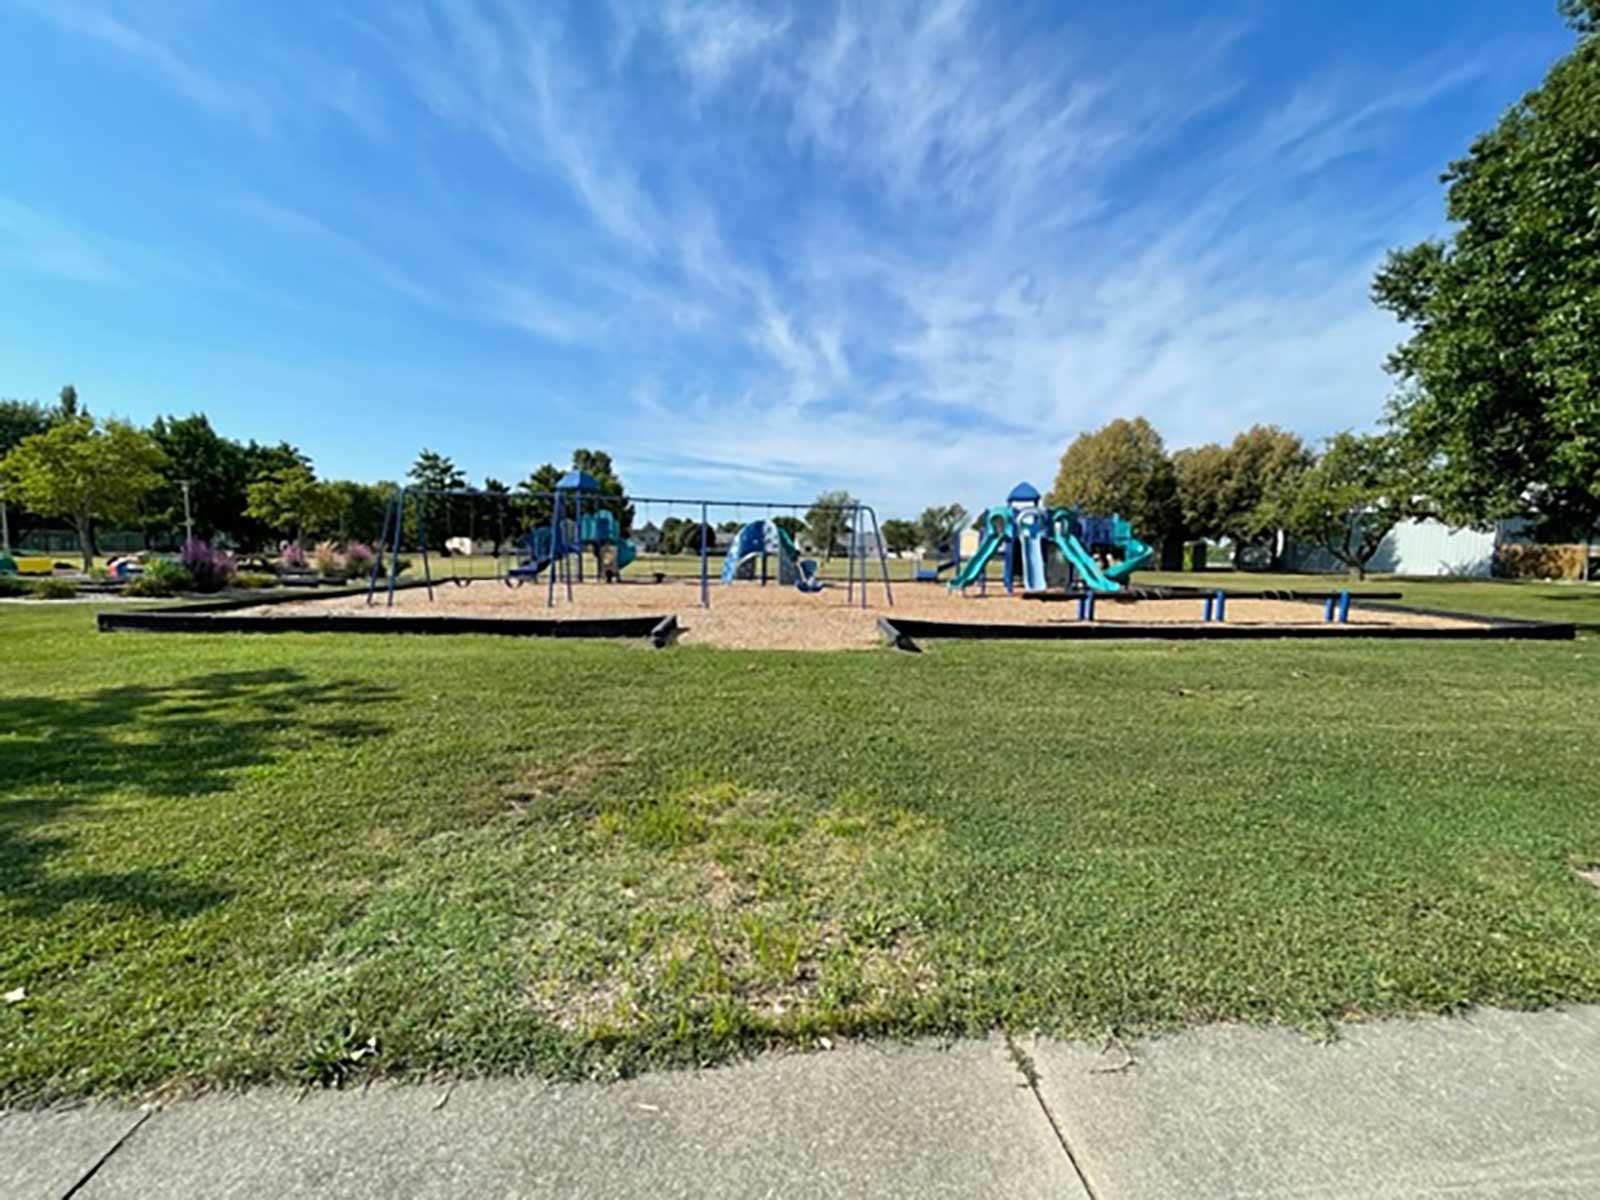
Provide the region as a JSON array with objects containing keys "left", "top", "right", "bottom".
[
  {"left": 1004, "top": 1034, "right": 1100, "bottom": 1200},
  {"left": 60, "top": 1107, "right": 156, "bottom": 1199}
]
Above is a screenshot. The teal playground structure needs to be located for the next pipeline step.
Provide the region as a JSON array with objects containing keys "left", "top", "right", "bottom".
[
  {"left": 517, "top": 505, "right": 637, "bottom": 580},
  {"left": 946, "top": 481, "right": 1153, "bottom": 595},
  {"left": 720, "top": 519, "right": 823, "bottom": 592}
]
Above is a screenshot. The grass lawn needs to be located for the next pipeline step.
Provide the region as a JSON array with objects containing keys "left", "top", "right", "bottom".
[{"left": 2, "top": 601, "right": 1598, "bottom": 1104}]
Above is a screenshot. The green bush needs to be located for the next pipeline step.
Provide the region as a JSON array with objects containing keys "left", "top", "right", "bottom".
[
  {"left": 125, "top": 559, "right": 193, "bottom": 597},
  {"left": 235, "top": 571, "right": 279, "bottom": 590},
  {"left": 0, "top": 574, "right": 29, "bottom": 597},
  {"left": 31, "top": 578, "right": 78, "bottom": 600}
]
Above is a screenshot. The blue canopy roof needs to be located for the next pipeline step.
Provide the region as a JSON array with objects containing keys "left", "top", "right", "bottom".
[
  {"left": 557, "top": 469, "right": 601, "bottom": 492},
  {"left": 1007, "top": 480, "right": 1041, "bottom": 504}
]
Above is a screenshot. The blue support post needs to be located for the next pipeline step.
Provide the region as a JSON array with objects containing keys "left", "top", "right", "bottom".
[
  {"left": 546, "top": 492, "right": 560, "bottom": 609},
  {"left": 699, "top": 502, "right": 709, "bottom": 608},
  {"left": 417, "top": 490, "right": 434, "bottom": 602},
  {"left": 865, "top": 505, "right": 894, "bottom": 607},
  {"left": 1214, "top": 589, "right": 1226, "bottom": 622},
  {"left": 383, "top": 490, "right": 405, "bottom": 607},
  {"left": 1203, "top": 594, "right": 1214, "bottom": 622},
  {"left": 846, "top": 506, "right": 857, "bottom": 607},
  {"left": 1338, "top": 589, "right": 1351, "bottom": 624},
  {"left": 1323, "top": 596, "right": 1336, "bottom": 622}
]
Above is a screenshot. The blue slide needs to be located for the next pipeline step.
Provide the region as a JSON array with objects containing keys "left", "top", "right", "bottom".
[
  {"left": 945, "top": 530, "right": 1005, "bottom": 589},
  {"left": 1022, "top": 531, "right": 1046, "bottom": 591},
  {"left": 1052, "top": 531, "right": 1121, "bottom": 592},
  {"left": 1104, "top": 537, "right": 1153, "bottom": 581}
]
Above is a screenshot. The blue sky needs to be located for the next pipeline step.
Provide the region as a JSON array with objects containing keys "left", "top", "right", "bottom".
[{"left": 0, "top": 1, "right": 1576, "bottom": 518}]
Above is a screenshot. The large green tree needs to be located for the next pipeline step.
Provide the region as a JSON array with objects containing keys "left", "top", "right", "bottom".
[
  {"left": 406, "top": 449, "right": 466, "bottom": 550},
  {"left": 0, "top": 398, "right": 54, "bottom": 458},
  {"left": 516, "top": 463, "right": 565, "bottom": 530},
  {"left": 146, "top": 413, "right": 250, "bottom": 544},
  {"left": 1372, "top": 4, "right": 1600, "bottom": 539},
  {"left": 1281, "top": 432, "right": 1417, "bottom": 580},
  {"left": 914, "top": 503, "right": 968, "bottom": 555},
  {"left": 1175, "top": 425, "right": 1312, "bottom": 556},
  {"left": 805, "top": 489, "right": 857, "bottom": 560},
  {"left": 0, "top": 417, "right": 166, "bottom": 569},
  {"left": 880, "top": 519, "right": 919, "bottom": 556},
  {"left": 245, "top": 465, "right": 340, "bottom": 546},
  {"left": 571, "top": 448, "right": 634, "bottom": 536},
  {"left": 1048, "top": 417, "right": 1180, "bottom": 541}
]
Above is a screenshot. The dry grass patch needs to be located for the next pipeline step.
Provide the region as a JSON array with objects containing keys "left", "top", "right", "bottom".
[{"left": 524, "top": 778, "right": 941, "bottom": 1047}]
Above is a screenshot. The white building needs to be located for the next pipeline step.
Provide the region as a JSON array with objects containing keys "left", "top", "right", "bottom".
[{"left": 1283, "top": 518, "right": 1508, "bottom": 577}]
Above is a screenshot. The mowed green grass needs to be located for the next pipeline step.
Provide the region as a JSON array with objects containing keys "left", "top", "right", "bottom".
[{"left": 2, "top": 599, "right": 1598, "bottom": 1104}]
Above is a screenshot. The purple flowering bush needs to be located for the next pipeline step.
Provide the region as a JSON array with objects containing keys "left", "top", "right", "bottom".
[
  {"left": 279, "top": 542, "right": 308, "bottom": 570},
  {"left": 344, "top": 541, "right": 375, "bottom": 577},
  {"left": 179, "top": 538, "right": 236, "bottom": 592}
]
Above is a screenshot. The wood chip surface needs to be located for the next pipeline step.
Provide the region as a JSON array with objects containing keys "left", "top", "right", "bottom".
[{"left": 237, "top": 578, "right": 1478, "bottom": 651}]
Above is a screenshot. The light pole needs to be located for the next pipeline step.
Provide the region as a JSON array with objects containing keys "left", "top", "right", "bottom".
[
  {"left": 0, "top": 485, "right": 10, "bottom": 558},
  {"left": 179, "top": 479, "right": 194, "bottom": 544}
]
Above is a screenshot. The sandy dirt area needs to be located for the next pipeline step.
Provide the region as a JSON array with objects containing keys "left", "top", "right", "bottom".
[{"left": 236, "top": 578, "right": 1478, "bottom": 650}]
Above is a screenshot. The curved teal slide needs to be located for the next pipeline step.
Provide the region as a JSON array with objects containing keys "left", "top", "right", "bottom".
[
  {"left": 1103, "top": 537, "right": 1152, "bottom": 581},
  {"left": 946, "top": 530, "right": 1005, "bottom": 589},
  {"left": 1052, "top": 531, "right": 1121, "bottom": 591}
]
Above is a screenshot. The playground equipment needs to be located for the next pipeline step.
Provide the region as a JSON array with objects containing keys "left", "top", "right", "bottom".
[
  {"left": 508, "top": 471, "right": 638, "bottom": 588},
  {"left": 720, "top": 519, "right": 823, "bottom": 592},
  {"left": 369, "top": 482, "right": 894, "bottom": 610},
  {"left": 947, "top": 481, "right": 1153, "bottom": 595}
]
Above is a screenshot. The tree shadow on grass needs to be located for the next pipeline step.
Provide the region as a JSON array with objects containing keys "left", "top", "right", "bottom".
[{"left": 0, "top": 668, "right": 395, "bottom": 919}]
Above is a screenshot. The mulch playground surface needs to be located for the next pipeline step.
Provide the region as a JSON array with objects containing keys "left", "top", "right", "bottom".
[{"left": 237, "top": 578, "right": 1476, "bottom": 651}]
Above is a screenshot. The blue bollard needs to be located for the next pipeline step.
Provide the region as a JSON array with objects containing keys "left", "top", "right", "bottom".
[
  {"left": 1214, "top": 590, "right": 1226, "bottom": 622},
  {"left": 1323, "top": 596, "right": 1336, "bottom": 622},
  {"left": 1338, "top": 589, "right": 1352, "bottom": 624},
  {"left": 1202, "top": 595, "right": 1214, "bottom": 622}
]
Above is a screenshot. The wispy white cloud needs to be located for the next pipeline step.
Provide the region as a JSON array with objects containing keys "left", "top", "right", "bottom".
[
  {"left": 16, "top": 0, "right": 274, "bottom": 132},
  {"left": 7, "top": 0, "right": 1543, "bottom": 514},
  {"left": 0, "top": 195, "right": 120, "bottom": 284},
  {"left": 232, "top": 196, "right": 434, "bottom": 305}
]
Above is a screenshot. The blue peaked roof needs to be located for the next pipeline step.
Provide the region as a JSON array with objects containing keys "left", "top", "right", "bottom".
[
  {"left": 557, "top": 469, "right": 601, "bottom": 492},
  {"left": 1007, "top": 480, "right": 1041, "bottom": 503}
]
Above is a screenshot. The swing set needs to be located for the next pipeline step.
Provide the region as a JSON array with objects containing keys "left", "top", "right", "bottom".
[{"left": 367, "top": 478, "right": 895, "bottom": 610}]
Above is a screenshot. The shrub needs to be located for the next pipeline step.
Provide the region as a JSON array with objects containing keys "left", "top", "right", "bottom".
[
  {"left": 126, "top": 558, "right": 193, "bottom": 597},
  {"left": 313, "top": 540, "right": 345, "bottom": 578},
  {"left": 0, "top": 574, "right": 29, "bottom": 597},
  {"left": 180, "top": 537, "right": 236, "bottom": 593},
  {"left": 1495, "top": 543, "right": 1587, "bottom": 581},
  {"left": 279, "top": 542, "right": 308, "bottom": 570},
  {"left": 344, "top": 541, "right": 375, "bottom": 577},
  {"left": 32, "top": 578, "right": 78, "bottom": 600},
  {"left": 235, "top": 571, "right": 279, "bottom": 589}
]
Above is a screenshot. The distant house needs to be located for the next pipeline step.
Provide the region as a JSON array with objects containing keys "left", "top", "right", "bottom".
[
  {"left": 633, "top": 522, "right": 662, "bottom": 553},
  {"left": 1282, "top": 517, "right": 1514, "bottom": 577}
]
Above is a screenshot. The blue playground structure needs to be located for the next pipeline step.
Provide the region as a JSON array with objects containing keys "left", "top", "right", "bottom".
[
  {"left": 719, "top": 519, "right": 823, "bottom": 592},
  {"left": 945, "top": 481, "right": 1153, "bottom": 594},
  {"left": 368, "top": 480, "right": 895, "bottom": 610},
  {"left": 506, "top": 470, "right": 638, "bottom": 591}
]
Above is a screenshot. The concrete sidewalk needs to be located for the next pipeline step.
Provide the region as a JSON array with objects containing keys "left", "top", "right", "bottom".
[{"left": 5, "top": 1007, "right": 1599, "bottom": 1199}]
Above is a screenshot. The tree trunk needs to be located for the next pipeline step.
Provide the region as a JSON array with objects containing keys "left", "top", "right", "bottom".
[
  {"left": 1349, "top": 563, "right": 1366, "bottom": 582},
  {"left": 75, "top": 512, "right": 94, "bottom": 572}
]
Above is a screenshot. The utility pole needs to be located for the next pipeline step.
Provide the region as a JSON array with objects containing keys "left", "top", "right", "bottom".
[
  {"left": 0, "top": 485, "right": 10, "bottom": 558},
  {"left": 179, "top": 479, "right": 194, "bottom": 544}
]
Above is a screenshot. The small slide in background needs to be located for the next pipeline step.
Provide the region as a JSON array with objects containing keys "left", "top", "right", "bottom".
[
  {"left": 945, "top": 531, "right": 1004, "bottom": 589},
  {"left": 1052, "top": 531, "right": 1120, "bottom": 591}
]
